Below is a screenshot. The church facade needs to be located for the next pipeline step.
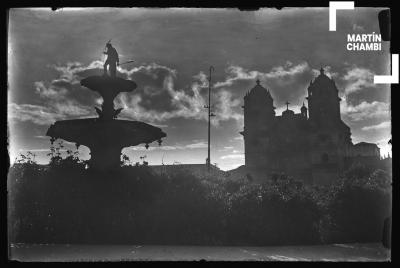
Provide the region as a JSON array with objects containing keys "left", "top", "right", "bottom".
[{"left": 240, "top": 68, "right": 381, "bottom": 185}]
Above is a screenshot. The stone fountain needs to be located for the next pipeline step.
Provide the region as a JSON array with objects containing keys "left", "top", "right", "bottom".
[{"left": 46, "top": 72, "right": 166, "bottom": 169}]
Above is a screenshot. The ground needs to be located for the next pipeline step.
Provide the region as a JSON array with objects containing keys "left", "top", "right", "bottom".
[{"left": 9, "top": 243, "right": 390, "bottom": 262}]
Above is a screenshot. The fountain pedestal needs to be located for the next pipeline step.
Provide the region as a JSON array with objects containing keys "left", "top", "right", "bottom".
[{"left": 89, "top": 141, "right": 122, "bottom": 169}]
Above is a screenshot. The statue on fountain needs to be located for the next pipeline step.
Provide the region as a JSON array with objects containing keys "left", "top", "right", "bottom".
[{"left": 103, "top": 41, "right": 119, "bottom": 77}]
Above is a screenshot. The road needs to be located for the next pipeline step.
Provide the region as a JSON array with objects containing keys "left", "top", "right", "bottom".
[{"left": 9, "top": 243, "right": 390, "bottom": 262}]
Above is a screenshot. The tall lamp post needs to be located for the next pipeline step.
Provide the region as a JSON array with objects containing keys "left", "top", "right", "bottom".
[{"left": 205, "top": 66, "right": 215, "bottom": 171}]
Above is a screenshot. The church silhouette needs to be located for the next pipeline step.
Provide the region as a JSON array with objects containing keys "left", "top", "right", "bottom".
[{"left": 241, "top": 68, "right": 382, "bottom": 184}]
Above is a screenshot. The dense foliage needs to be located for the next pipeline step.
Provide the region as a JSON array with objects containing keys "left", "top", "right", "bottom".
[{"left": 7, "top": 146, "right": 392, "bottom": 246}]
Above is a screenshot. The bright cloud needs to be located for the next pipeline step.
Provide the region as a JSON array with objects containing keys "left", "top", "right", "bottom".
[
  {"left": 214, "top": 61, "right": 310, "bottom": 89},
  {"left": 342, "top": 66, "right": 375, "bottom": 94},
  {"left": 127, "top": 141, "right": 209, "bottom": 151},
  {"left": 341, "top": 97, "right": 390, "bottom": 122},
  {"left": 361, "top": 121, "right": 391, "bottom": 131},
  {"left": 220, "top": 154, "right": 245, "bottom": 160}
]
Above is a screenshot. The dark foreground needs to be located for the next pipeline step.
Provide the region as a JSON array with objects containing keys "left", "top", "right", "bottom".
[{"left": 9, "top": 243, "right": 390, "bottom": 262}]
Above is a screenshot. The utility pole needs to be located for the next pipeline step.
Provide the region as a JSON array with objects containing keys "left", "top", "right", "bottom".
[{"left": 204, "top": 66, "right": 215, "bottom": 172}]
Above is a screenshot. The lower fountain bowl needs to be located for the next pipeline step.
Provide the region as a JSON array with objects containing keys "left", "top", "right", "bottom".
[{"left": 46, "top": 118, "right": 167, "bottom": 169}]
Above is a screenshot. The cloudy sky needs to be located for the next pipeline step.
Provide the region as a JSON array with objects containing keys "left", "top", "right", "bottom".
[{"left": 8, "top": 7, "right": 391, "bottom": 170}]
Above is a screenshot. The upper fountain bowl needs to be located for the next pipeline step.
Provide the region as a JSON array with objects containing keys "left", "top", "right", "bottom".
[{"left": 81, "top": 76, "right": 137, "bottom": 99}]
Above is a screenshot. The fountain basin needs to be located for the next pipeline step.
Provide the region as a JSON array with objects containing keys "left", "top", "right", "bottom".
[
  {"left": 47, "top": 118, "right": 166, "bottom": 148},
  {"left": 46, "top": 118, "right": 166, "bottom": 169}
]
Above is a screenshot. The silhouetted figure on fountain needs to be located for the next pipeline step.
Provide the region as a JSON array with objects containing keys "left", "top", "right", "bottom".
[{"left": 103, "top": 42, "right": 119, "bottom": 77}]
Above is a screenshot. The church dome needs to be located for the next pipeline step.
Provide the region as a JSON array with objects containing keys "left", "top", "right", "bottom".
[
  {"left": 245, "top": 79, "right": 273, "bottom": 102},
  {"left": 313, "top": 68, "right": 333, "bottom": 83},
  {"left": 282, "top": 109, "right": 295, "bottom": 117},
  {"left": 282, "top": 101, "right": 295, "bottom": 118},
  {"left": 308, "top": 67, "right": 338, "bottom": 96}
]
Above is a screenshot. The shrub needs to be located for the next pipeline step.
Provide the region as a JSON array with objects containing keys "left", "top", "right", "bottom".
[
  {"left": 225, "top": 177, "right": 321, "bottom": 246},
  {"left": 7, "top": 151, "right": 391, "bottom": 246},
  {"left": 323, "top": 167, "right": 392, "bottom": 243}
]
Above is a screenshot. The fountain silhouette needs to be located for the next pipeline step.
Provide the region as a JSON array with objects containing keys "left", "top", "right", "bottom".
[{"left": 46, "top": 71, "right": 166, "bottom": 169}]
